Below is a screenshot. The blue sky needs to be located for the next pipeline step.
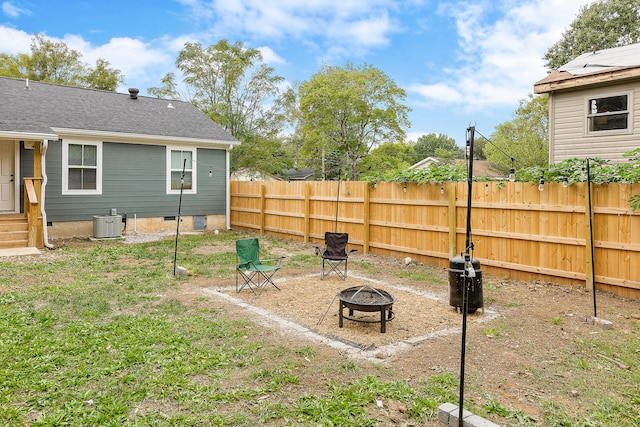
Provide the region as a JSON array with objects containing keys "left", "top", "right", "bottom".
[{"left": 0, "top": 0, "right": 592, "bottom": 145}]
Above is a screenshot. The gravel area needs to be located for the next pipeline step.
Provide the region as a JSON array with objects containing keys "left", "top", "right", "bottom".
[{"left": 217, "top": 271, "right": 496, "bottom": 351}]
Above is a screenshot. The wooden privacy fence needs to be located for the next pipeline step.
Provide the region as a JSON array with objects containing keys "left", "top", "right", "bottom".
[{"left": 230, "top": 180, "right": 640, "bottom": 299}]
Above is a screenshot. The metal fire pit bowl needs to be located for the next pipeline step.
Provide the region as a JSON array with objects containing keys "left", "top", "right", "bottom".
[{"left": 338, "top": 285, "right": 396, "bottom": 333}]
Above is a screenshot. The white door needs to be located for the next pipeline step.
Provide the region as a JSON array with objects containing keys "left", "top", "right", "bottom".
[{"left": 0, "top": 143, "right": 16, "bottom": 212}]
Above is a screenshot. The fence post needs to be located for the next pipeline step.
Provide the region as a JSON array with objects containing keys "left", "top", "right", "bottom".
[
  {"left": 363, "top": 182, "right": 370, "bottom": 254},
  {"left": 260, "top": 184, "right": 266, "bottom": 235},
  {"left": 448, "top": 182, "right": 458, "bottom": 258},
  {"left": 304, "top": 183, "right": 311, "bottom": 243}
]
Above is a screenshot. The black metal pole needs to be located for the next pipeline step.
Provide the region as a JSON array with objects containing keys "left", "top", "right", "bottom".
[
  {"left": 173, "top": 158, "right": 186, "bottom": 276},
  {"left": 465, "top": 129, "right": 475, "bottom": 253},
  {"left": 458, "top": 125, "right": 475, "bottom": 427},
  {"left": 335, "top": 169, "right": 341, "bottom": 233},
  {"left": 587, "top": 159, "right": 597, "bottom": 318}
]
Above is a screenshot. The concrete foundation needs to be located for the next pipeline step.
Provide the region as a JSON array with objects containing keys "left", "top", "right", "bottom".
[
  {"left": 438, "top": 403, "right": 500, "bottom": 427},
  {"left": 586, "top": 316, "right": 613, "bottom": 329},
  {"left": 47, "top": 215, "right": 226, "bottom": 239}
]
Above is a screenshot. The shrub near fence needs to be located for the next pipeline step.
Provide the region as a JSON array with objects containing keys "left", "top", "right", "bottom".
[{"left": 230, "top": 180, "right": 640, "bottom": 299}]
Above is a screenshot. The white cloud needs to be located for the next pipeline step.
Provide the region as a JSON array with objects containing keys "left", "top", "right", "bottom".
[
  {"left": 0, "top": 28, "right": 176, "bottom": 93},
  {"left": 183, "top": 0, "right": 399, "bottom": 56},
  {"left": 408, "top": 82, "right": 462, "bottom": 103},
  {"left": 257, "top": 46, "right": 286, "bottom": 64},
  {"left": 81, "top": 37, "right": 174, "bottom": 90},
  {"left": 0, "top": 25, "right": 31, "bottom": 54},
  {"left": 413, "top": 0, "right": 592, "bottom": 110},
  {"left": 406, "top": 131, "right": 429, "bottom": 142},
  {"left": 2, "top": 1, "right": 30, "bottom": 18}
]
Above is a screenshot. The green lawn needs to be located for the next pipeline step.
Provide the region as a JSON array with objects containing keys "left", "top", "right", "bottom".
[{"left": 0, "top": 231, "right": 638, "bottom": 426}]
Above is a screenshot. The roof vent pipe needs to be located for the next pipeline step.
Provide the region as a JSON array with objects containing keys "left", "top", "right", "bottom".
[{"left": 128, "top": 88, "right": 139, "bottom": 99}]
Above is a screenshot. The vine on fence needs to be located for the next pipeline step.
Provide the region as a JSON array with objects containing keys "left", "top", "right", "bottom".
[{"left": 365, "top": 148, "right": 640, "bottom": 211}]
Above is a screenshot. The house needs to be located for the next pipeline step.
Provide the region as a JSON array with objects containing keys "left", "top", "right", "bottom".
[
  {"left": 0, "top": 77, "right": 239, "bottom": 249},
  {"left": 534, "top": 43, "right": 640, "bottom": 164},
  {"left": 408, "top": 156, "right": 439, "bottom": 170},
  {"left": 230, "top": 167, "right": 282, "bottom": 181},
  {"left": 410, "top": 157, "right": 503, "bottom": 179},
  {"left": 283, "top": 168, "right": 315, "bottom": 181}
]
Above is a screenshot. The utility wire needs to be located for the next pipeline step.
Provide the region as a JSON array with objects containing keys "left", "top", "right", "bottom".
[{"left": 473, "top": 129, "right": 515, "bottom": 166}]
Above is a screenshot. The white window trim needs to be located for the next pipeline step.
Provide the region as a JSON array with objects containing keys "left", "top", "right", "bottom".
[
  {"left": 585, "top": 90, "right": 633, "bottom": 136},
  {"left": 61, "top": 140, "right": 102, "bottom": 195},
  {"left": 166, "top": 146, "right": 197, "bottom": 194}
]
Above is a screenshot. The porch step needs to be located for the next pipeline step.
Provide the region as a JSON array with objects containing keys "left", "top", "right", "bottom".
[{"left": 0, "top": 216, "right": 29, "bottom": 249}]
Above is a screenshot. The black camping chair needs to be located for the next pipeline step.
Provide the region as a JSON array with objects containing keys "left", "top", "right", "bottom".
[
  {"left": 316, "top": 232, "right": 356, "bottom": 280},
  {"left": 235, "top": 238, "right": 284, "bottom": 295}
]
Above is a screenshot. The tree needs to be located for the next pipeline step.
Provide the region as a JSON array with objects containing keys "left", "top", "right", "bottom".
[
  {"left": 0, "top": 52, "right": 29, "bottom": 78},
  {"left": 0, "top": 34, "right": 123, "bottom": 90},
  {"left": 147, "top": 72, "right": 181, "bottom": 99},
  {"left": 230, "top": 134, "right": 292, "bottom": 176},
  {"left": 544, "top": 0, "right": 640, "bottom": 70},
  {"left": 175, "top": 40, "right": 284, "bottom": 142},
  {"left": 486, "top": 94, "right": 549, "bottom": 173},
  {"left": 27, "top": 34, "right": 85, "bottom": 85},
  {"left": 357, "top": 141, "right": 415, "bottom": 180},
  {"left": 174, "top": 40, "right": 288, "bottom": 173},
  {"left": 298, "top": 63, "right": 410, "bottom": 180},
  {"left": 412, "top": 133, "right": 463, "bottom": 162},
  {"left": 82, "top": 58, "right": 125, "bottom": 91}
]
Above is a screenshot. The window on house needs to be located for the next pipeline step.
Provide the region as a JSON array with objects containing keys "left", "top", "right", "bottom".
[
  {"left": 62, "top": 141, "right": 102, "bottom": 194},
  {"left": 167, "top": 147, "right": 196, "bottom": 193},
  {"left": 587, "top": 94, "right": 629, "bottom": 133}
]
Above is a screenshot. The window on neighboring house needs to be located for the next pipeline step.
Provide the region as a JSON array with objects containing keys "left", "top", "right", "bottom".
[
  {"left": 167, "top": 147, "right": 196, "bottom": 193},
  {"left": 62, "top": 140, "right": 102, "bottom": 194},
  {"left": 587, "top": 94, "right": 629, "bottom": 133}
]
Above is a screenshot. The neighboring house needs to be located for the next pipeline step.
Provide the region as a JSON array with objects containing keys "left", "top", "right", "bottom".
[
  {"left": 0, "top": 77, "right": 239, "bottom": 248},
  {"left": 408, "top": 156, "right": 439, "bottom": 170},
  {"left": 534, "top": 43, "right": 640, "bottom": 164},
  {"left": 283, "top": 168, "right": 315, "bottom": 181},
  {"left": 410, "top": 157, "right": 503, "bottom": 179},
  {"left": 230, "top": 168, "right": 282, "bottom": 181}
]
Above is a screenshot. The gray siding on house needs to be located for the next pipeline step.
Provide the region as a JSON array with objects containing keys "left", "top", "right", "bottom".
[
  {"left": 550, "top": 82, "right": 640, "bottom": 163},
  {"left": 44, "top": 140, "right": 227, "bottom": 222}
]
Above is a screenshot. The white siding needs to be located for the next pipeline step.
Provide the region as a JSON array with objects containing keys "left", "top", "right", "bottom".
[{"left": 550, "top": 82, "right": 640, "bottom": 164}]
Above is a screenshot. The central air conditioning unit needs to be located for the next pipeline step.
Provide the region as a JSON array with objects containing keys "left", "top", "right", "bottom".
[{"left": 93, "top": 214, "right": 122, "bottom": 238}]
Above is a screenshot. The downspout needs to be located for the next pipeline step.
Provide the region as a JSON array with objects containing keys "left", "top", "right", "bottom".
[
  {"left": 226, "top": 144, "right": 232, "bottom": 230},
  {"left": 40, "top": 140, "right": 54, "bottom": 249}
]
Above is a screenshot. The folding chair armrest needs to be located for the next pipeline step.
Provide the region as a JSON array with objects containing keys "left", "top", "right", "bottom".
[
  {"left": 262, "top": 256, "right": 286, "bottom": 266},
  {"left": 238, "top": 260, "right": 259, "bottom": 270}
]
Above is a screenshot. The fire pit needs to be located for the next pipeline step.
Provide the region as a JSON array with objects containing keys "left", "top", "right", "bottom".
[{"left": 338, "top": 285, "right": 396, "bottom": 333}]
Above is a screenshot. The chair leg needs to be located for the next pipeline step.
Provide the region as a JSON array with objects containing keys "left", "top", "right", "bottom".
[
  {"left": 237, "top": 269, "right": 259, "bottom": 294},
  {"left": 321, "top": 259, "right": 347, "bottom": 280},
  {"left": 255, "top": 270, "right": 280, "bottom": 295}
]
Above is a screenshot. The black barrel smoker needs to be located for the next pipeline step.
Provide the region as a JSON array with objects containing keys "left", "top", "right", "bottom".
[{"left": 448, "top": 254, "right": 483, "bottom": 313}]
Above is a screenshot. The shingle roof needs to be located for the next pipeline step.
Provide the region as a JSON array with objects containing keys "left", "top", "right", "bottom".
[
  {"left": 0, "top": 77, "right": 237, "bottom": 144},
  {"left": 534, "top": 43, "right": 640, "bottom": 94},
  {"left": 559, "top": 43, "right": 640, "bottom": 75}
]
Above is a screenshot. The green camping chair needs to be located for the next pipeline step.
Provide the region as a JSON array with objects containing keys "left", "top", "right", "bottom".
[{"left": 235, "top": 238, "right": 284, "bottom": 295}]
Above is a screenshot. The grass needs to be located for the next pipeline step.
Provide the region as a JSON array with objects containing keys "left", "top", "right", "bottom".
[
  {"left": 483, "top": 327, "right": 501, "bottom": 338},
  {"left": 550, "top": 316, "right": 563, "bottom": 325},
  {"left": 0, "top": 230, "right": 638, "bottom": 426}
]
